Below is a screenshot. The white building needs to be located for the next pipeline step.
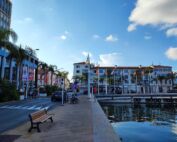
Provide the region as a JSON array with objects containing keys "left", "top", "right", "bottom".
[{"left": 73, "top": 60, "right": 173, "bottom": 94}]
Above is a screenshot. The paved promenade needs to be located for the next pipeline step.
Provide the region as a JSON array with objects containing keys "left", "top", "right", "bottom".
[{"left": 1, "top": 96, "right": 120, "bottom": 142}]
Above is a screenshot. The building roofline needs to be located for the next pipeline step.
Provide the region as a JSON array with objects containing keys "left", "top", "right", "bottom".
[
  {"left": 93, "top": 65, "right": 172, "bottom": 69},
  {"left": 74, "top": 62, "right": 86, "bottom": 65}
]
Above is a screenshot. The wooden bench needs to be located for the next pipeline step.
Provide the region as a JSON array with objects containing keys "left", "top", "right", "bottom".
[{"left": 28, "top": 109, "right": 53, "bottom": 132}]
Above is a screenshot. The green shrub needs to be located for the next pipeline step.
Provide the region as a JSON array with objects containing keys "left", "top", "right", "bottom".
[
  {"left": 0, "top": 80, "right": 19, "bottom": 102},
  {"left": 45, "top": 85, "right": 59, "bottom": 96}
]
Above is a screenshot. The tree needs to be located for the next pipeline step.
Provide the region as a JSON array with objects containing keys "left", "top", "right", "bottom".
[
  {"left": 6, "top": 45, "right": 19, "bottom": 82},
  {"left": 48, "top": 65, "right": 57, "bottom": 86},
  {"left": 0, "top": 28, "right": 17, "bottom": 46},
  {"left": 144, "top": 66, "right": 154, "bottom": 93},
  {"left": 56, "top": 70, "right": 69, "bottom": 89},
  {"left": 2, "top": 45, "right": 27, "bottom": 89},
  {"left": 38, "top": 62, "right": 48, "bottom": 86},
  {"left": 16, "top": 46, "right": 27, "bottom": 89},
  {"left": 0, "top": 29, "right": 18, "bottom": 80},
  {"left": 157, "top": 75, "right": 166, "bottom": 92},
  {"left": 61, "top": 71, "right": 69, "bottom": 90},
  {"left": 166, "top": 72, "right": 176, "bottom": 88}
]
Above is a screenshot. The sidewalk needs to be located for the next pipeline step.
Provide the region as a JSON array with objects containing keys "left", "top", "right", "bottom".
[{"left": 2, "top": 95, "right": 120, "bottom": 142}]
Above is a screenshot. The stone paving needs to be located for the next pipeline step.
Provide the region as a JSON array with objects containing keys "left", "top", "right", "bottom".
[{"left": 1, "top": 96, "right": 120, "bottom": 142}]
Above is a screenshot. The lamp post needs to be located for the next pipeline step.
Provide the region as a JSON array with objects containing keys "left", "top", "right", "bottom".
[
  {"left": 25, "top": 48, "right": 39, "bottom": 99},
  {"left": 88, "top": 64, "right": 91, "bottom": 98}
]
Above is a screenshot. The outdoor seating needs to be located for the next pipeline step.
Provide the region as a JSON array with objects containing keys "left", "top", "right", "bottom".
[{"left": 28, "top": 109, "right": 53, "bottom": 132}]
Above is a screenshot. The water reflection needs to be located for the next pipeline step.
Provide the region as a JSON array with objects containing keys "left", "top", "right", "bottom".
[{"left": 100, "top": 103, "right": 177, "bottom": 142}]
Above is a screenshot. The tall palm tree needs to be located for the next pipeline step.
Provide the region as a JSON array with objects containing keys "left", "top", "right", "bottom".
[
  {"left": 166, "top": 72, "right": 176, "bottom": 88},
  {"left": 6, "top": 45, "right": 19, "bottom": 82},
  {"left": 38, "top": 62, "right": 48, "bottom": 86},
  {"left": 144, "top": 66, "right": 153, "bottom": 93},
  {"left": 48, "top": 65, "right": 57, "bottom": 86},
  {"left": 61, "top": 71, "right": 69, "bottom": 90},
  {"left": 157, "top": 75, "right": 166, "bottom": 93},
  {"left": 0, "top": 29, "right": 18, "bottom": 80},
  {"left": 133, "top": 69, "right": 143, "bottom": 93},
  {"left": 16, "top": 45, "right": 27, "bottom": 89},
  {"left": 56, "top": 70, "right": 69, "bottom": 89},
  {"left": 0, "top": 28, "right": 17, "bottom": 46}
]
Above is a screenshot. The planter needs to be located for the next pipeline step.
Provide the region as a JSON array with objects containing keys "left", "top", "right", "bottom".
[
  {"left": 20, "top": 95, "right": 25, "bottom": 100},
  {"left": 39, "top": 93, "right": 47, "bottom": 97}
]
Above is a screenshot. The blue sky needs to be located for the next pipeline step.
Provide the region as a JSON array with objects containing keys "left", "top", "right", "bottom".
[{"left": 11, "top": 0, "right": 177, "bottom": 79}]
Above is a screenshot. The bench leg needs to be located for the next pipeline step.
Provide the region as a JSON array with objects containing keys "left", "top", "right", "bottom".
[
  {"left": 28, "top": 124, "right": 33, "bottom": 132},
  {"left": 28, "top": 126, "right": 32, "bottom": 132},
  {"left": 50, "top": 117, "right": 53, "bottom": 123},
  {"left": 37, "top": 123, "right": 41, "bottom": 132}
]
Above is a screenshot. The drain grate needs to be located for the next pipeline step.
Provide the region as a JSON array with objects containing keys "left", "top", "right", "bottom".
[{"left": 0, "top": 135, "right": 21, "bottom": 142}]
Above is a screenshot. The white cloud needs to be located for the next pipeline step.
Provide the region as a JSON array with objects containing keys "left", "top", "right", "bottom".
[
  {"left": 128, "top": 0, "right": 177, "bottom": 32},
  {"left": 165, "top": 47, "right": 177, "bottom": 60},
  {"left": 16, "top": 17, "right": 33, "bottom": 24},
  {"left": 105, "top": 34, "right": 118, "bottom": 42},
  {"left": 98, "top": 53, "right": 122, "bottom": 66},
  {"left": 60, "top": 35, "right": 67, "bottom": 40},
  {"left": 64, "top": 30, "right": 70, "bottom": 35},
  {"left": 82, "top": 51, "right": 92, "bottom": 57},
  {"left": 144, "top": 35, "right": 152, "bottom": 40},
  {"left": 58, "top": 30, "right": 70, "bottom": 40},
  {"left": 24, "top": 17, "right": 33, "bottom": 22},
  {"left": 127, "top": 23, "right": 137, "bottom": 32},
  {"left": 93, "top": 34, "right": 100, "bottom": 39},
  {"left": 166, "top": 28, "right": 177, "bottom": 37}
]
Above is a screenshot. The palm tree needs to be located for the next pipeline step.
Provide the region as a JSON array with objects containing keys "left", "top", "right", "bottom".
[
  {"left": 157, "top": 75, "right": 166, "bottom": 93},
  {"left": 48, "top": 65, "right": 57, "bottom": 86},
  {"left": 133, "top": 69, "right": 142, "bottom": 93},
  {"left": 56, "top": 70, "right": 69, "bottom": 90},
  {"left": 16, "top": 46, "right": 27, "bottom": 89},
  {"left": 6, "top": 45, "right": 19, "bottom": 82},
  {"left": 166, "top": 72, "right": 176, "bottom": 88},
  {"left": 0, "top": 28, "right": 17, "bottom": 46},
  {"left": 38, "top": 62, "right": 48, "bottom": 86},
  {"left": 0, "top": 29, "right": 18, "bottom": 80},
  {"left": 144, "top": 66, "right": 153, "bottom": 93},
  {"left": 61, "top": 71, "right": 69, "bottom": 90}
]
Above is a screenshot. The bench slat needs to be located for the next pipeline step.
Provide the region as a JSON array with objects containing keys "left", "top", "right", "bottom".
[{"left": 33, "top": 115, "right": 52, "bottom": 123}]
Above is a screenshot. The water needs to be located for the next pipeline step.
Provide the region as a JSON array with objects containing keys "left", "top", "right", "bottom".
[{"left": 100, "top": 103, "right": 177, "bottom": 142}]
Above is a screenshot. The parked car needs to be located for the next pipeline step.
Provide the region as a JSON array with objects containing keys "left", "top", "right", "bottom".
[
  {"left": 128, "top": 90, "right": 137, "bottom": 93},
  {"left": 167, "top": 89, "right": 177, "bottom": 93},
  {"left": 39, "top": 86, "right": 47, "bottom": 97},
  {"left": 115, "top": 87, "right": 122, "bottom": 94},
  {"left": 51, "top": 91, "right": 68, "bottom": 102}
]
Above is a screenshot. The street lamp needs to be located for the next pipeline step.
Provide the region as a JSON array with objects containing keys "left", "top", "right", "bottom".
[
  {"left": 25, "top": 48, "right": 40, "bottom": 99},
  {"left": 87, "top": 64, "right": 91, "bottom": 98}
]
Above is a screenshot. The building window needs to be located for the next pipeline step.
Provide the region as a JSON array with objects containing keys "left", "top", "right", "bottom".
[
  {"left": 99, "top": 69, "right": 104, "bottom": 74},
  {"left": 76, "top": 65, "right": 80, "bottom": 68},
  {"left": 76, "top": 70, "right": 80, "bottom": 73},
  {"left": 85, "top": 65, "right": 88, "bottom": 68},
  {"left": 124, "top": 69, "right": 128, "bottom": 73}
]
